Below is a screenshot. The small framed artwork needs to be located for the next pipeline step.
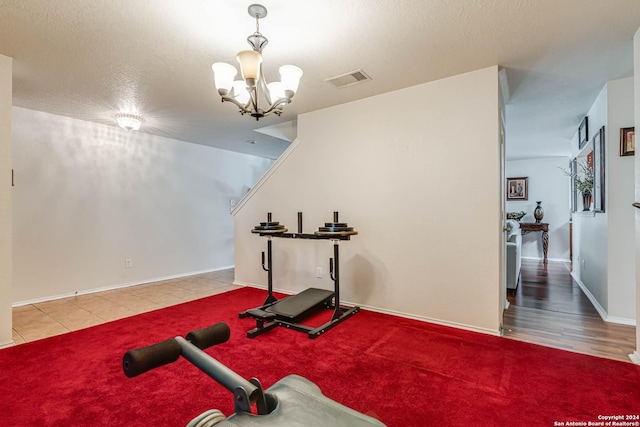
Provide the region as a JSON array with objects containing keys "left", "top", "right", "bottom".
[
  {"left": 506, "top": 177, "right": 528, "bottom": 201},
  {"left": 593, "top": 126, "right": 606, "bottom": 213},
  {"left": 579, "top": 116, "right": 589, "bottom": 150},
  {"left": 620, "top": 127, "right": 635, "bottom": 156}
]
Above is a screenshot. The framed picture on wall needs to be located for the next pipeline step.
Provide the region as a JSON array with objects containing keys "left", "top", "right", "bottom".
[
  {"left": 620, "top": 127, "right": 635, "bottom": 156},
  {"left": 593, "top": 126, "right": 605, "bottom": 212},
  {"left": 579, "top": 116, "right": 589, "bottom": 150},
  {"left": 506, "top": 177, "right": 528, "bottom": 201}
]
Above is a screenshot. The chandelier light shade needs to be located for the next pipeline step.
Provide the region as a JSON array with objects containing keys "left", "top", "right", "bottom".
[
  {"left": 211, "top": 4, "right": 303, "bottom": 120},
  {"left": 115, "top": 113, "right": 143, "bottom": 131},
  {"left": 211, "top": 63, "right": 237, "bottom": 95},
  {"left": 236, "top": 50, "right": 262, "bottom": 84},
  {"left": 279, "top": 65, "right": 303, "bottom": 95}
]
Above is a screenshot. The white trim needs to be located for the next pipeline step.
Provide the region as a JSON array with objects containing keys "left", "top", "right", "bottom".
[
  {"left": 572, "top": 211, "right": 596, "bottom": 218},
  {"left": 521, "top": 256, "right": 572, "bottom": 263},
  {"left": 233, "top": 280, "right": 295, "bottom": 296},
  {"left": 0, "top": 340, "right": 14, "bottom": 349},
  {"left": 570, "top": 272, "right": 637, "bottom": 326},
  {"left": 232, "top": 281, "right": 502, "bottom": 337},
  {"left": 605, "top": 316, "right": 637, "bottom": 326},
  {"left": 629, "top": 351, "right": 640, "bottom": 365},
  {"left": 13, "top": 265, "right": 235, "bottom": 307},
  {"left": 231, "top": 137, "right": 302, "bottom": 215}
]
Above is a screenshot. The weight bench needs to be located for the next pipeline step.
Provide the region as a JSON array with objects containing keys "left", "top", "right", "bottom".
[
  {"left": 240, "top": 212, "right": 360, "bottom": 339},
  {"left": 122, "top": 322, "right": 385, "bottom": 427}
]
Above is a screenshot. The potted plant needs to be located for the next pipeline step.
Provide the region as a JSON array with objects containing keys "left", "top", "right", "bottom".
[{"left": 562, "top": 161, "right": 594, "bottom": 211}]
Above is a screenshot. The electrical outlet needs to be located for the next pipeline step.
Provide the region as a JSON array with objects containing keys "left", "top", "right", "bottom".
[
  {"left": 125, "top": 259, "right": 133, "bottom": 268},
  {"left": 316, "top": 267, "right": 323, "bottom": 278}
]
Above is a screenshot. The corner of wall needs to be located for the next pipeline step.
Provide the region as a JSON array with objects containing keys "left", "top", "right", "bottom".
[
  {"left": 0, "top": 54, "right": 13, "bottom": 345},
  {"left": 231, "top": 137, "right": 301, "bottom": 216}
]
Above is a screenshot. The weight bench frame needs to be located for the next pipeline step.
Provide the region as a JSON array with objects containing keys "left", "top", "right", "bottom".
[{"left": 239, "top": 212, "right": 360, "bottom": 339}]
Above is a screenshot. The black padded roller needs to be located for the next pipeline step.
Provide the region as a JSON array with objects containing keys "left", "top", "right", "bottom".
[
  {"left": 185, "top": 322, "right": 231, "bottom": 350},
  {"left": 122, "top": 338, "right": 182, "bottom": 378}
]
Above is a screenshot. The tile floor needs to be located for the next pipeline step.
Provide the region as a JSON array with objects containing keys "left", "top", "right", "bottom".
[{"left": 11, "top": 268, "right": 237, "bottom": 345}]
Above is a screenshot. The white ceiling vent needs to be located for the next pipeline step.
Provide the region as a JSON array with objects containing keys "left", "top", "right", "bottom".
[{"left": 325, "top": 69, "right": 372, "bottom": 88}]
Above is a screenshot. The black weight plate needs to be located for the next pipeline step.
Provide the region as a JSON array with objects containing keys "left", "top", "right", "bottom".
[
  {"left": 259, "top": 221, "right": 280, "bottom": 226},
  {"left": 254, "top": 224, "right": 286, "bottom": 230},
  {"left": 318, "top": 226, "right": 354, "bottom": 232},
  {"left": 252, "top": 228, "right": 288, "bottom": 234},
  {"left": 324, "top": 222, "right": 348, "bottom": 228},
  {"left": 315, "top": 230, "right": 358, "bottom": 236}
]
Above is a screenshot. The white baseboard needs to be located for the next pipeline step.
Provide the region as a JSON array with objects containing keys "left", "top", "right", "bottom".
[
  {"left": 0, "top": 340, "right": 15, "bottom": 349},
  {"left": 232, "top": 281, "right": 502, "bottom": 337},
  {"left": 630, "top": 351, "right": 640, "bottom": 365},
  {"left": 13, "top": 265, "right": 235, "bottom": 307},
  {"left": 570, "top": 272, "right": 636, "bottom": 326},
  {"left": 521, "top": 256, "right": 571, "bottom": 263}
]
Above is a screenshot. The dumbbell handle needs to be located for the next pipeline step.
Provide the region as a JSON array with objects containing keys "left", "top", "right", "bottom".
[{"left": 122, "top": 322, "right": 231, "bottom": 377}]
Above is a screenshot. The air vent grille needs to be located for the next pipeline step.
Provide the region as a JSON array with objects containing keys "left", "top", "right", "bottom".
[{"left": 325, "top": 69, "right": 372, "bottom": 88}]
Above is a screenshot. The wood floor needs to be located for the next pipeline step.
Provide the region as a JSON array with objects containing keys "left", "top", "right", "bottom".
[{"left": 503, "top": 259, "right": 636, "bottom": 363}]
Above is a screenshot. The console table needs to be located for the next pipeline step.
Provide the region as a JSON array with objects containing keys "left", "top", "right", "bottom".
[{"left": 519, "top": 222, "right": 549, "bottom": 263}]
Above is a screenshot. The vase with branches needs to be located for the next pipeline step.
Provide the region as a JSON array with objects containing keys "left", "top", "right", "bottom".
[{"left": 561, "top": 160, "right": 594, "bottom": 211}]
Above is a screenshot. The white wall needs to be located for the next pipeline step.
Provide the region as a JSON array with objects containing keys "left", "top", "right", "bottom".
[
  {"left": 572, "top": 86, "right": 609, "bottom": 309},
  {"left": 0, "top": 55, "right": 12, "bottom": 347},
  {"left": 633, "top": 28, "right": 640, "bottom": 363},
  {"left": 234, "top": 66, "right": 503, "bottom": 335},
  {"left": 506, "top": 157, "right": 571, "bottom": 261},
  {"left": 572, "top": 77, "right": 636, "bottom": 324},
  {"left": 12, "top": 107, "right": 273, "bottom": 303},
  {"left": 606, "top": 77, "right": 636, "bottom": 322}
]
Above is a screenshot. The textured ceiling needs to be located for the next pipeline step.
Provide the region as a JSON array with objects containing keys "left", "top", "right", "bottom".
[{"left": 1, "top": 0, "right": 640, "bottom": 159}]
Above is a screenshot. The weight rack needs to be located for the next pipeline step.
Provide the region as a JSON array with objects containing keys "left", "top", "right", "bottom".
[{"left": 239, "top": 211, "right": 359, "bottom": 339}]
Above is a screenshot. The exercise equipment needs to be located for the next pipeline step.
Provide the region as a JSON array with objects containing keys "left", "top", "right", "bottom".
[
  {"left": 122, "top": 322, "right": 385, "bottom": 426},
  {"left": 240, "top": 212, "right": 359, "bottom": 339}
]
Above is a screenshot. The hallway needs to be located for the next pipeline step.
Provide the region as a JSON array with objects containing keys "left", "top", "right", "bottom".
[{"left": 503, "top": 259, "right": 636, "bottom": 362}]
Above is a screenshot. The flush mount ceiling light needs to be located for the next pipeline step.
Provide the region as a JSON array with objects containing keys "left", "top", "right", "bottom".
[
  {"left": 115, "top": 113, "right": 143, "bottom": 131},
  {"left": 211, "top": 4, "right": 303, "bottom": 121}
]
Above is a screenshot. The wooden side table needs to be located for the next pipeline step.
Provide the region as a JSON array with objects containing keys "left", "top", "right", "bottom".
[{"left": 519, "top": 222, "right": 549, "bottom": 263}]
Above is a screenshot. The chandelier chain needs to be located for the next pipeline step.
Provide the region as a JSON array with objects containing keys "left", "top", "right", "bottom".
[{"left": 255, "top": 15, "right": 260, "bottom": 37}]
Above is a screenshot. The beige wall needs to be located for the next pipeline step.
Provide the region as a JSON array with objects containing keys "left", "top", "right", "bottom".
[
  {"left": 234, "top": 66, "right": 502, "bottom": 334},
  {"left": 0, "top": 55, "right": 12, "bottom": 347}
]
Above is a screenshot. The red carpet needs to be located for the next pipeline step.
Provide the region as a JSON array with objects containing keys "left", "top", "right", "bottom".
[{"left": 1, "top": 287, "right": 639, "bottom": 426}]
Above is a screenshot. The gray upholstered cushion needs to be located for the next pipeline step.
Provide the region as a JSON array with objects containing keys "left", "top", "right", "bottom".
[{"left": 506, "top": 219, "right": 520, "bottom": 242}]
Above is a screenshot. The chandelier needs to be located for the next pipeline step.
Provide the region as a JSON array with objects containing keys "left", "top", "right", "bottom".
[{"left": 211, "top": 4, "right": 303, "bottom": 121}]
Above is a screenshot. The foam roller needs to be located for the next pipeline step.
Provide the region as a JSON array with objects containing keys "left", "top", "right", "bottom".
[
  {"left": 186, "top": 322, "right": 231, "bottom": 350},
  {"left": 122, "top": 338, "right": 182, "bottom": 378}
]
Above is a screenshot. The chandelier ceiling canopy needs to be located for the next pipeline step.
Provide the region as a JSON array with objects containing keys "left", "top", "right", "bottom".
[{"left": 212, "top": 4, "right": 303, "bottom": 121}]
